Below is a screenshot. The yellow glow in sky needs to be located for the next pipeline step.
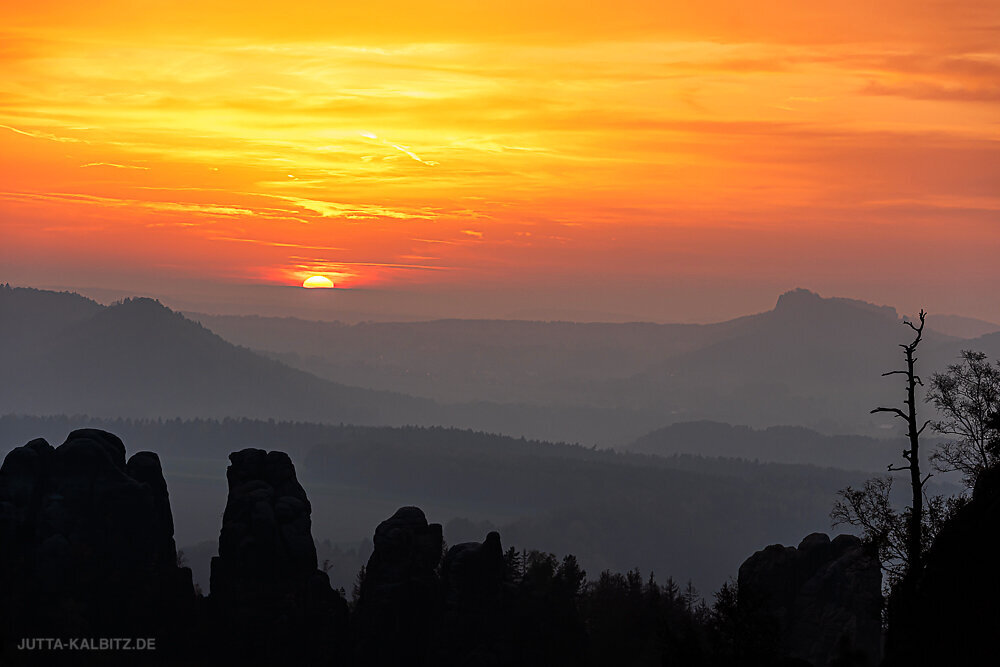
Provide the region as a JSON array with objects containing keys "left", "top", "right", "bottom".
[
  {"left": 303, "top": 275, "right": 335, "bottom": 289},
  {"left": 0, "top": 1, "right": 998, "bottom": 317}
]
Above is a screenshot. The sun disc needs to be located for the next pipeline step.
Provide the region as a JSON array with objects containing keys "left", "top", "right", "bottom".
[{"left": 302, "top": 275, "right": 335, "bottom": 289}]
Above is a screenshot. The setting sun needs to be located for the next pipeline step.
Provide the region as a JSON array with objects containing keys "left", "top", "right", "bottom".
[
  {"left": 302, "top": 275, "right": 335, "bottom": 289},
  {"left": 2, "top": 2, "right": 999, "bottom": 660},
  {"left": 0, "top": 0, "right": 997, "bottom": 319}
]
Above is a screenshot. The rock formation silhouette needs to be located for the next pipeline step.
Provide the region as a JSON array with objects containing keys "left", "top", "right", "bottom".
[
  {"left": 738, "top": 533, "right": 882, "bottom": 667},
  {"left": 352, "top": 506, "right": 443, "bottom": 667},
  {"left": 0, "top": 429, "right": 195, "bottom": 657},
  {"left": 1, "top": 428, "right": 913, "bottom": 666},
  {"left": 207, "top": 448, "right": 349, "bottom": 665},
  {"left": 438, "top": 531, "right": 508, "bottom": 665}
]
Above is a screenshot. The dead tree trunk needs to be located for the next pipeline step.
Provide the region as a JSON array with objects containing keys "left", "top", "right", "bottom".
[{"left": 872, "top": 310, "right": 931, "bottom": 575}]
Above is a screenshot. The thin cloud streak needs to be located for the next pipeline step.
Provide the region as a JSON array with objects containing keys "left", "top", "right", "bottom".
[{"left": 80, "top": 162, "right": 150, "bottom": 169}]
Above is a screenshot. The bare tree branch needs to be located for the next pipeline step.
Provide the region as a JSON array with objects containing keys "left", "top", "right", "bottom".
[{"left": 872, "top": 407, "right": 908, "bottom": 421}]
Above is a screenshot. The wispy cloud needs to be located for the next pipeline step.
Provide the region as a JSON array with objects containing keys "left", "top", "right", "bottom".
[
  {"left": 270, "top": 195, "right": 438, "bottom": 221},
  {"left": 206, "top": 236, "right": 346, "bottom": 251},
  {"left": 359, "top": 131, "right": 439, "bottom": 165},
  {"left": 1, "top": 2, "right": 996, "bottom": 296},
  {"left": 1, "top": 123, "right": 85, "bottom": 143},
  {"left": 0, "top": 191, "right": 254, "bottom": 217},
  {"left": 80, "top": 162, "right": 150, "bottom": 169}
]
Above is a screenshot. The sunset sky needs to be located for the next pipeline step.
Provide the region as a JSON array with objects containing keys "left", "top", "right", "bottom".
[{"left": 2, "top": 1, "right": 998, "bottom": 321}]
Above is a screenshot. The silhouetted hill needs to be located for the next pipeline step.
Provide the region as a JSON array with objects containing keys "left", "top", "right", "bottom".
[
  {"left": 948, "top": 329, "right": 1000, "bottom": 360},
  {"left": 185, "top": 313, "right": 736, "bottom": 405},
  {"left": 926, "top": 313, "right": 1000, "bottom": 339},
  {"left": 0, "top": 288, "right": 436, "bottom": 425},
  {"left": 631, "top": 288, "right": 911, "bottom": 385},
  {"left": 7, "top": 284, "right": 995, "bottom": 445},
  {"left": 597, "top": 289, "right": 960, "bottom": 432},
  {"left": 188, "top": 288, "right": 985, "bottom": 437},
  {"left": 0, "top": 286, "right": 675, "bottom": 443},
  {"left": 0, "top": 284, "right": 103, "bottom": 367},
  {"left": 626, "top": 421, "right": 902, "bottom": 471}
]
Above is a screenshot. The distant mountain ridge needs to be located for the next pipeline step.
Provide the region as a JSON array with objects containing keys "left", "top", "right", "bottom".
[
  {"left": 773, "top": 287, "right": 899, "bottom": 320},
  {"left": 0, "top": 285, "right": 663, "bottom": 443},
  {"left": 625, "top": 420, "right": 908, "bottom": 471},
  {"left": 926, "top": 313, "right": 1000, "bottom": 339},
  {"left": 5, "top": 284, "right": 998, "bottom": 442},
  {"left": 190, "top": 287, "right": 996, "bottom": 436},
  {"left": 0, "top": 285, "right": 436, "bottom": 426}
]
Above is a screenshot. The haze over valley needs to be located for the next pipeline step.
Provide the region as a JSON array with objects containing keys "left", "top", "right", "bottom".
[
  {"left": 2, "top": 1, "right": 998, "bottom": 661},
  {"left": 1, "top": 283, "right": 980, "bottom": 596}
]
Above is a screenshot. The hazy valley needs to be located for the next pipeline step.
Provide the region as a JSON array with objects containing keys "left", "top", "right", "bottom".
[{"left": 0, "top": 284, "right": 980, "bottom": 598}]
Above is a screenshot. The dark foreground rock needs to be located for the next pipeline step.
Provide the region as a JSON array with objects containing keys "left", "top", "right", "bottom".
[
  {"left": 738, "top": 532, "right": 882, "bottom": 667},
  {"left": 0, "top": 430, "right": 195, "bottom": 658},
  {"left": 3, "top": 427, "right": 906, "bottom": 667},
  {"left": 352, "top": 506, "right": 443, "bottom": 667},
  {"left": 353, "top": 510, "right": 584, "bottom": 667},
  {"left": 207, "top": 448, "right": 349, "bottom": 665},
  {"left": 884, "top": 465, "right": 1000, "bottom": 667},
  {"left": 438, "top": 531, "right": 508, "bottom": 665}
]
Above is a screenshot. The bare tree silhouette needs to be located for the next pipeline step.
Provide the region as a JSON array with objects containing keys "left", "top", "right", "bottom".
[
  {"left": 870, "top": 310, "right": 931, "bottom": 574},
  {"left": 833, "top": 311, "right": 942, "bottom": 585}
]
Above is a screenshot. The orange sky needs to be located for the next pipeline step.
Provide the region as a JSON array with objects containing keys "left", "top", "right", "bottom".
[{"left": 1, "top": 1, "right": 998, "bottom": 320}]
